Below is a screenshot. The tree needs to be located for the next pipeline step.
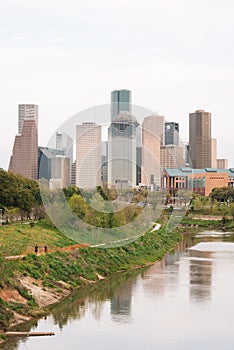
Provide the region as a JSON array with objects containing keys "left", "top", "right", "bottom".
[{"left": 69, "top": 194, "right": 88, "bottom": 219}]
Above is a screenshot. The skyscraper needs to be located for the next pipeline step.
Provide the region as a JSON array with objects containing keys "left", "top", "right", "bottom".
[
  {"left": 9, "top": 119, "right": 38, "bottom": 180},
  {"left": 49, "top": 156, "right": 70, "bottom": 190},
  {"left": 141, "top": 115, "right": 162, "bottom": 189},
  {"left": 217, "top": 159, "right": 228, "bottom": 169},
  {"left": 56, "top": 132, "right": 73, "bottom": 163},
  {"left": 189, "top": 110, "right": 212, "bottom": 169},
  {"left": 76, "top": 122, "right": 102, "bottom": 188},
  {"left": 160, "top": 145, "right": 185, "bottom": 169},
  {"left": 108, "top": 112, "right": 139, "bottom": 188},
  {"left": 165, "top": 122, "right": 179, "bottom": 146},
  {"left": 111, "top": 89, "right": 131, "bottom": 121},
  {"left": 18, "top": 104, "right": 38, "bottom": 135}
]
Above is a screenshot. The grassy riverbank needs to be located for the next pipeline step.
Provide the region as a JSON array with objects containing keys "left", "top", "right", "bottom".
[
  {"left": 0, "top": 221, "right": 182, "bottom": 334},
  {"left": 180, "top": 216, "right": 234, "bottom": 231}
]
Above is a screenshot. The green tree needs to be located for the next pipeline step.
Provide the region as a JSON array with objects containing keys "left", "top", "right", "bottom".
[{"left": 69, "top": 194, "right": 88, "bottom": 219}]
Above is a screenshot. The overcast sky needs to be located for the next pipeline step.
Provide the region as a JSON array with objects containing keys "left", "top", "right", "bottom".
[{"left": 1, "top": 0, "right": 234, "bottom": 169}]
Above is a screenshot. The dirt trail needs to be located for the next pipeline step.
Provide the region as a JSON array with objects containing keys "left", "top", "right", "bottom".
[{"left": 5, "top": 243, "right": 89, "bottom": 260}]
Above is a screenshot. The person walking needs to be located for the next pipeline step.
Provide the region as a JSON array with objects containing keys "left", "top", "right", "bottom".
[{"left": 35, "top": 245, "right": 39, "bottom": 254}]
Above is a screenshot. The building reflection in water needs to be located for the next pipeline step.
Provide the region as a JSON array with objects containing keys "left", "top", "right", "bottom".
[
  {"left": 189, "top": 249, "right": 213, "bottom": 303},
  {"left": 141, "top": 240, "right": 187, "bottom": 298},
  {"left": 110, "top": 278, "right": 135, "bottom": 324}
]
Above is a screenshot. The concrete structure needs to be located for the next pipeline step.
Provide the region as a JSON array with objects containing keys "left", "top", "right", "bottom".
[
  {"left": 56, "top": 132, "right": 73, "bottom": 163},
  {"left": 49, "top": 156, "right": 70, "bottom": 190},
  {"left": 9, "top": 119, "right": 38, "bottom": 180},
  {"left": 141, "top": 115, "right": 162, "bottom": 189},
  {"left": 108, "top": 112, "right": 139, "bottom": 188},
  {"left": 211, "top": 138, "right": 217, "bottom": 168},
  {"left": 76, "top": 122, "right": 102, "bottom": 189},
  {"left": 160, "top": 145, "right": 185, "bottom": 169},
  {"left": 165, "top": 122, "right": 179, "bottom": 146},
  {"left": 111, "top": 89, "right": 131, "bottom": 121},
  {"left": 217, "top": 158, "right": 228, "bottom": 169},
  {"left": 18, "top": 104, "right": 38, "bottom": 135},
  {"left": 189, "top": 110, "right": 212, "bottom": 169},
  {"left": 162, "top": 167, "right": 234, "bottom": 196}
]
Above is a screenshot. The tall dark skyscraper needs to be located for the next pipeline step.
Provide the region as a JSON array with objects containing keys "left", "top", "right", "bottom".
[
  {"left": 9, "top": 119, "right": 38, "bottom": 180},
  {"left": 111, "top": 89, "right": 131, "bottom": 120},
  {"left": 189, "top": 110, "right": 212, "bottom": 169},
  {"left": 165, "top": 122, "right": 179, "bottom": 146}
]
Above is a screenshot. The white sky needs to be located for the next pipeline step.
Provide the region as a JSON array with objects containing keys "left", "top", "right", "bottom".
[{"left": 1, "top": 0, "right": 234, "bottom": 169}]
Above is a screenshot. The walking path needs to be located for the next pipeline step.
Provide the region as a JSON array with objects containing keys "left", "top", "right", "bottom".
[
  {"left": 5, "top": 243, "right": 89, "bottom": 261},
  {"left": 5, "top": 224, "right": 161, "bottom": 259}
]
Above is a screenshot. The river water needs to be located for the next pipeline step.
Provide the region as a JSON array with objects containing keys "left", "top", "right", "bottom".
[{"left": 4, "top": 231, "right": 234, "bottom": 350}]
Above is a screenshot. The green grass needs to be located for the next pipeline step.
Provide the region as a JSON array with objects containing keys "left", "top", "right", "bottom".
[
  {"left": 0, "top": 221, "right": 183, "bottom": 332},
  {"left": 181, "top": 216, "right": 234, "bottom": 229},
  {"left": 0, "top": 221, "right": 77, "bottom": 256}
]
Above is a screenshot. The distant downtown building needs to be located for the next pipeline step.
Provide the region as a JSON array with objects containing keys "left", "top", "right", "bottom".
[
  {"left": 76, "top": 122, "right": 102, "bottom": 188},
  {"left": 18, "top": 104, "right": 38, "bottom": 135},
  {"left": 211, "top": 138, "right": 217, "bottom": 168},
  {"left": 9, "top": 118, "right": 38, "bottom": 180},
  {"left": 165, "top": 122, "right": 179, "bottom": 146},
  {"left": 49, "top": 156, "right": 70, "bottom": 190},
  {"left": 160, "top": 145, "right": 185, "bottom": 169},
  {"left": 141, "top": 115, "right": 162, "bottom": 189},
  {"left": 217, "top": 158, "right": 229, "bottom": 169},
  {"left": 189, "top": 110, "right": 212, "bottom": 169},
  {"left": 56, "top": 132, "right": 73, "bottom": 164},
  {"left": 111, "top": 89, "right": 131, "bottom": 121},
  {"left": 70, "top": 161, "right": 76, "bottom": 185},
  {"left": 108, "top": 112, "right": 139, "bottom": 188}
]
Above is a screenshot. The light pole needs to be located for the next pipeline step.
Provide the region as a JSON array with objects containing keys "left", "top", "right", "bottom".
[{"left": 0, "top": 208, "right": 3, "bottom": 226}]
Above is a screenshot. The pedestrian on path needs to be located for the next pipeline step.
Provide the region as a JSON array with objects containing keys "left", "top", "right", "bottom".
[{"left": 35, "top": 245, "right": 39, "bottom": 254}]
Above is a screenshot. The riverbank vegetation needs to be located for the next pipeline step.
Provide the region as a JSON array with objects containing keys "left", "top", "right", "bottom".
[
  {"left": 188, "top": 187, "right": 234, "bottom": 218},
  {"left": 0, "top": 221, "right": 182, "bottom": 332}
]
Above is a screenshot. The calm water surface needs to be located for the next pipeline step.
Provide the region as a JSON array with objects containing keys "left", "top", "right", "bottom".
[{"left": 4, "top": 231, "right": 234, "bottom": 350}]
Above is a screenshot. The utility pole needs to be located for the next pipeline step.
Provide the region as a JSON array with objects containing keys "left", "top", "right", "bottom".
[{"left": 0, "top": 208, "right": 2, "bottom": 226}]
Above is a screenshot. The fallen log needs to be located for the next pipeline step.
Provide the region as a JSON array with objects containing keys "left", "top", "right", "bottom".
[{"left": 5, "top": 331, "right": 55, "bottom": 337}]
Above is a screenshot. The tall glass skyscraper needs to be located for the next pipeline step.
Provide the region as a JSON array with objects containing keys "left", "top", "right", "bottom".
[
  {"left": 111, "top": 89, "right": 131, "bottom": 121},
  {"left": 108, "top": 112, "right": 139, "bottom": 188}
]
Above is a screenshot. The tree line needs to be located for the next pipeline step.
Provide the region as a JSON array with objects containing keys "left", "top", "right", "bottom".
[{"left": 0, "top": 169, "right": 44, "bottom": 222}]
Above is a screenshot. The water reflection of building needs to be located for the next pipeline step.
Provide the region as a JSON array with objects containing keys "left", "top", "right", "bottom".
[
  {"left": 110, "top": 278, "right": 134, "bottom": 323},
  {"left": 189, "top": 250, "right": 213, "bottom": 303}
]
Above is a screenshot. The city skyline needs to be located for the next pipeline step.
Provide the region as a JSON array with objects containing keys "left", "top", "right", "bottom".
[
  {"left": 2, "top": 98, "right": 232, "bottom": 171},
  {"left": 1, "top": 1, "right": 234, "bottom": 169},
  {"left": 5, "top": 99, "right": 231, "bottom": 190}
]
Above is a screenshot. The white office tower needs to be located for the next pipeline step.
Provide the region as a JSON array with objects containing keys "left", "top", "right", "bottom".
[
  {"left": 76, "top": 122, "right": 102, "bottom": 189},
  {"left": 108, "top": 112, "right": 139, "bottom": 189}
]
